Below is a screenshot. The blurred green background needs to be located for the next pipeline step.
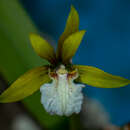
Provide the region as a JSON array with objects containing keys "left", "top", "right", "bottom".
[{"left": 0, "top": 0, "right": 70, "bottom": 129}]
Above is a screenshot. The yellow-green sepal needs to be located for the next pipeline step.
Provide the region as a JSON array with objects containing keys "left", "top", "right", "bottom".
[
  {"left": 29, "top": 33, "right": 56, "bottom": 64},
  {"left": 62, "top": 30, "right": 86, "bottom": 63},
  {"left": 57, "top": 5, "right": 79, "bottom": 58},
  {"left": 74, "top": 65, "right": 130, "bottom": 88},
  {"left": 0, "top": 66, "right": 51, "bottom": 103}
]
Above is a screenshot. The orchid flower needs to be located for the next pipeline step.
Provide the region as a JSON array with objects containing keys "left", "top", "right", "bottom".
[{"left": 0, "top": 6, "right": 130, "bottom": 116}]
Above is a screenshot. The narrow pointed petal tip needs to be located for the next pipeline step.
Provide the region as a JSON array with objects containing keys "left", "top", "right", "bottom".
[
  {"left": 74, "top": 65, "right": 130, "bottom": 88},
  {"left": 0, "top": 66, "right": 51, "bottom": 103},
  {"left": 29, "top": 33, "right": 56, "bottom": 64},
  {"left": 62, "top": 30, "right": 86, "bottom": 63},
  {"left": 57, "top": 5, "right": 79, "bottom": 58}
]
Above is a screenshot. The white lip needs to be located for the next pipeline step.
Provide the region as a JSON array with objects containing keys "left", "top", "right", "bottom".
[{"left": 40, "top": 70, "right": 85, "bottom": 116}]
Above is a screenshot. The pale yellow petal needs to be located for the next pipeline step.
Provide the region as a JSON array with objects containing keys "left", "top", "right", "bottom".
[
  {"left": 74, "top": 65, "right": 130, "bottom": 88},
  {"left": 30, "top": 33, "right": 56, "bottom": 63},
  {"left": 57, "top": 5, "right": 79, "bottom": 58},
  {"left": 0, "top": 66, "right": 51, "bottom": 103},
  {"left": 62, "top": 30, "right": 86, "bottom": 63}
]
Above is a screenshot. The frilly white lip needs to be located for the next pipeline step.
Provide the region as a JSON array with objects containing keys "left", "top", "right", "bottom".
[{"left": 40, "top": 65, "right": 85, "bottom": 116}]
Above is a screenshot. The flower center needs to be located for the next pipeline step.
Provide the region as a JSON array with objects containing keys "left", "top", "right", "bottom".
[{"left": 40, "top": 65, "right": 85, "bottom": 116}]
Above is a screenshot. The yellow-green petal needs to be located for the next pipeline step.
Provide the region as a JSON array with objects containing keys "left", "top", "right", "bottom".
[
  {"left": 62, "top": 30, "right": 86, "bottom": 63},
  {"left": 0, "top": 66, "right": 51, "bottom": 103},
  {"left": 29, "top": 33, "right": 56, "bottom": 63},
  {"left": 57, "top": 5, "right": 79, "bottom": 58},
  {"left": 74, "top": 65, "right": 130, "bottom": 88}
]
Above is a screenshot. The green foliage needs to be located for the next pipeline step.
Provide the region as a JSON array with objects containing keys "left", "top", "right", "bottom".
[{"left": 0, "top": 0, "right": 67, "bottom": 129}]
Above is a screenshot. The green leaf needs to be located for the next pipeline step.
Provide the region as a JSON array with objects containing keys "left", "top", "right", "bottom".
[
  {"left": 0, "top": 66, "right": 51, "bottom": 103},
  {"left": 62, "top": 30, "right": 86, "bottom": 63},
  {"left": 57, "top": 5, "right": 79, "bottom": 58},
  {"left": 74, "top": 65, "right": 130, "bottom": 88},
  {"left": 29, "top": 33, "right": 56, "bottom": 64},
  {"left": 0, "top": 0, "right": 71, "bottom": 128},
  {"left": 0, "top": 0, "right": 46, "bottom": 70}
]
